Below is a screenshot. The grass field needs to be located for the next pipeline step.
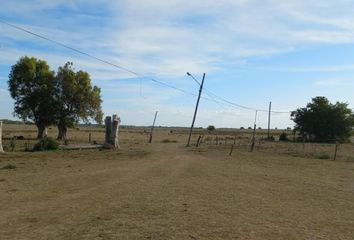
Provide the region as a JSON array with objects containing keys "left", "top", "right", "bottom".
[{"left": 1, "top": 124, "right": 354, "bottom": 239}]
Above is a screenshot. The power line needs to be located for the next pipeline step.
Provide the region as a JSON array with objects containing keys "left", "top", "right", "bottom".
[
  {"left": 0, "top": 19, "right": 199, "bottom": 97},
  {"left": 203, "top": 88, "right": 291, "bottom": 114},
  {"left": 185, "top": 73, "right": 291, "bottom": 113},
  {"left": 0, "top": 19, "right": 292, "bottom": 115},
  {"left": 0, "top": 20, "right": 139, "bottom": 76}
]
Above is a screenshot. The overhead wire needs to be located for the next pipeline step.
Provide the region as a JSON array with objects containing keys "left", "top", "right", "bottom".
[
  {"left": 1, "top": 19, "right": 292, "bottom": 115},
  {"left": 0, "top": 19, "right": 198, "bottom": 98}
]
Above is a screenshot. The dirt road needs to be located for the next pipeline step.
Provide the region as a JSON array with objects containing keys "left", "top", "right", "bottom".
[{"left": 1, "top": 143, "right": 354, "bottom": 239}]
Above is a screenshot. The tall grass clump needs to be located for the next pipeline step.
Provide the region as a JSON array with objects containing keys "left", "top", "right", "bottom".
[
  {"left": 317, "top": 152, "right": 331, "bottom": 160},
  {"left": 33, "top": 137, "right": 59, "bottom": 151}
]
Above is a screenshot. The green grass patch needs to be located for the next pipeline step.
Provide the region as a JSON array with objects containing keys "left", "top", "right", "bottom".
[
  {"left": 316, "top": 152, "right": 331, "bottom": 160},
  {"left": 1, "top": 164, "right": 17, "bottom": 170}
]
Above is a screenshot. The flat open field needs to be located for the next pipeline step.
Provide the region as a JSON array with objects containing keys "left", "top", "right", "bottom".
[{"left": 1, "top": 124, "right": 354, "bottom": 239}]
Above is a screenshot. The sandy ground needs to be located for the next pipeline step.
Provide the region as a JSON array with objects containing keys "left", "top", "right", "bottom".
[{"left": 1, "top": 141, "right": 354, "bottom": 240}]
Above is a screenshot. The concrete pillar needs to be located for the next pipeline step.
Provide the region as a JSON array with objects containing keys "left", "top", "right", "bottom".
[
  {"left": 112, "top": 114, "right": 121, "bottom": 149},
  {"left": 105, "top": 115, "right": 121, "bottom": 149}
]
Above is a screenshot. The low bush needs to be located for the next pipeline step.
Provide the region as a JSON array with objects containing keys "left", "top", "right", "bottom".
[
  {"left": 33, "top": 137, "right": 59, "bottom": 151},
  {"left": 207, "top": 125, "right": 216, "bottom": 131},
  {"left": 161, "top": 139, "right": 177, "bottom": 143},
  {"left": 317, "top": 152, "right": 331, "bottom": 160},
  {"left": 279, "top": 132, "right": 289, "bottom": 142},
  {"left": 1, "top": 164, "right": 17, "bottom": 170},
  {"left": 267, "top": 135, "right": 275, "bottom": 141}
]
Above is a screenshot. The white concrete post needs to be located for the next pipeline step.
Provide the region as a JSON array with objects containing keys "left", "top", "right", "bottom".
[{"left": 112, "top": 114, "right": 121, "bottom": 149}]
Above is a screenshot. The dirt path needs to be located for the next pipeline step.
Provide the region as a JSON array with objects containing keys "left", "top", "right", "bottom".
[{"left": 1, "top": 143, "right": 354, "bottom": 239}]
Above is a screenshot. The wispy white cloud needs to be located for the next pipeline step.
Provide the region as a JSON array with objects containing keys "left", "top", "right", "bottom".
[
  {"left": 257, "top": 64, "right": 354, "bottom": 73},
  {"left": 1, "top": 0, "right": 353, "bottom": 126},
  {"left": 314, "top": 79, "right": 354, "bottom": 87}
]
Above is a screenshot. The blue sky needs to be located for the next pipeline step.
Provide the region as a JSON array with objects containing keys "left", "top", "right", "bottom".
[{"left": 1, "top": 0, "right": 354, "bottom": 128}]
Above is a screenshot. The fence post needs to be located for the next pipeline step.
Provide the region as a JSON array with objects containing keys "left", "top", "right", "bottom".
[
  {"left": 333, "top": 142, "right": 339, "bottom": 161},
  {"left": 196, "top": 135, "right": 202, "bottom": 147},
  {"left": 250, "top": 110, "right": 258, "bottom": 152},
  {"left": 229, "top": 144, "right": 234, "bottom": 156},
  {"left": 0, "top": 121, "right": 4, "bottom": 153}
]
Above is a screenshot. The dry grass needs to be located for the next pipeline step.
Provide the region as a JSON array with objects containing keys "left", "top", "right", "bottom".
[{"left": 1, "top": 124, "right": 354, "bottom": 239}]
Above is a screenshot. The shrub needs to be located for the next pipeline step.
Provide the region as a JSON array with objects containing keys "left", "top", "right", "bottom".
[
  {"left": 1, "top": 164, "right": 17, "bottom": 170},
  {"left": 33, "top": 137, "right": 59, "bottom": 151},
  {"left": 317, "top": 152, "right": 330, "bottom": 160},
  {"left": 207, "top": 125, "right": 216, "bottom": 131},
  {"left": 279, "top": 131, "right": 289, "bottom": 142},
  {"left": 161, "top": 139, "right": 177, "bottom": 143},
  {"left": 268, "top": 135, "right": 275, "bottom": 141}
]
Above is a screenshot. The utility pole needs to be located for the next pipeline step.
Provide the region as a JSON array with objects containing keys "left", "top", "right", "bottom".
[
  {"left": 149, "top": 111, "right": 158, "bottom": 143},
  {"left": 267, "top": 101, "right": 272, "bottom": 139},
  {"left": 186, "top": 73, "right": 205, "bottom": 147}
]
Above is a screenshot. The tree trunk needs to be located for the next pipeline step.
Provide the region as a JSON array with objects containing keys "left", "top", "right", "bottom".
[
  {"left": 0, "top": 121, "right": 4, "bottom": 153},
  {"left": 36, "top": 124, "right": 46, "bottom": 139},
  {"left": 57, "top": 125, "right": 67, "bottom": 141}
]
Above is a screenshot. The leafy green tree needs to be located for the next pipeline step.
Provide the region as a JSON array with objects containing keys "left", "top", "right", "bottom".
[
  {"left": 291, "top": 97, "right": 354, "bottom": 142},
  {"left": 207, "top": 125, "right": 216, "bottom": 131},
  {"left": 8, "top": 56, "right": 55, "bottom": 138},
  {"left": 53, "top": 62, "right": 103, "bottom": 140}
]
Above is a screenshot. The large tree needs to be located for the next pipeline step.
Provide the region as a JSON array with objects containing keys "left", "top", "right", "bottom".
[
  {"left": 8, "top": 56, "right": 55, "bottom": 138},
  {"left": 291, "top": 97, "right": 354, "bottom": 143},
  {"left": 53, "top": 62, "right": 103, "bottom": 140}
]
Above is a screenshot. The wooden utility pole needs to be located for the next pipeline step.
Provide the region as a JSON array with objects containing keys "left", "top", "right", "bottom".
[
  {"left": 0, "top": 121, "right": 4, "bottom": 153},
  {"left": 267, "top": 101, "right": 272, "bottom": 139},
  {"left": 186, "top": 73, "right": 205, "bottom": 147},
  {"left": 149, "top": 111, "right": 158, "bottom": 143},
  {"left": 250, "top": 110, "right": 258, "bottom": 152}
]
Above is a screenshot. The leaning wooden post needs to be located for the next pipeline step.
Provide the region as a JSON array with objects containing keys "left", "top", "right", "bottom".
[
  {"left": 196, "top": 135, "right": 202, "bottom": 147},
  {"left": 229, "top": 144, "right": 234, "bottom": 156},
  {"left": 0, "top": 121, "right": 4, "bottom": 153},
  {"left": 250, "top": 110, "right": 258, "bottom": 152},
  {"left": 149, "top": 111, "right": 158, "bottom": 143},
  {"left": 333, "top": 141, "right": 339, "bottom": 161}
]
